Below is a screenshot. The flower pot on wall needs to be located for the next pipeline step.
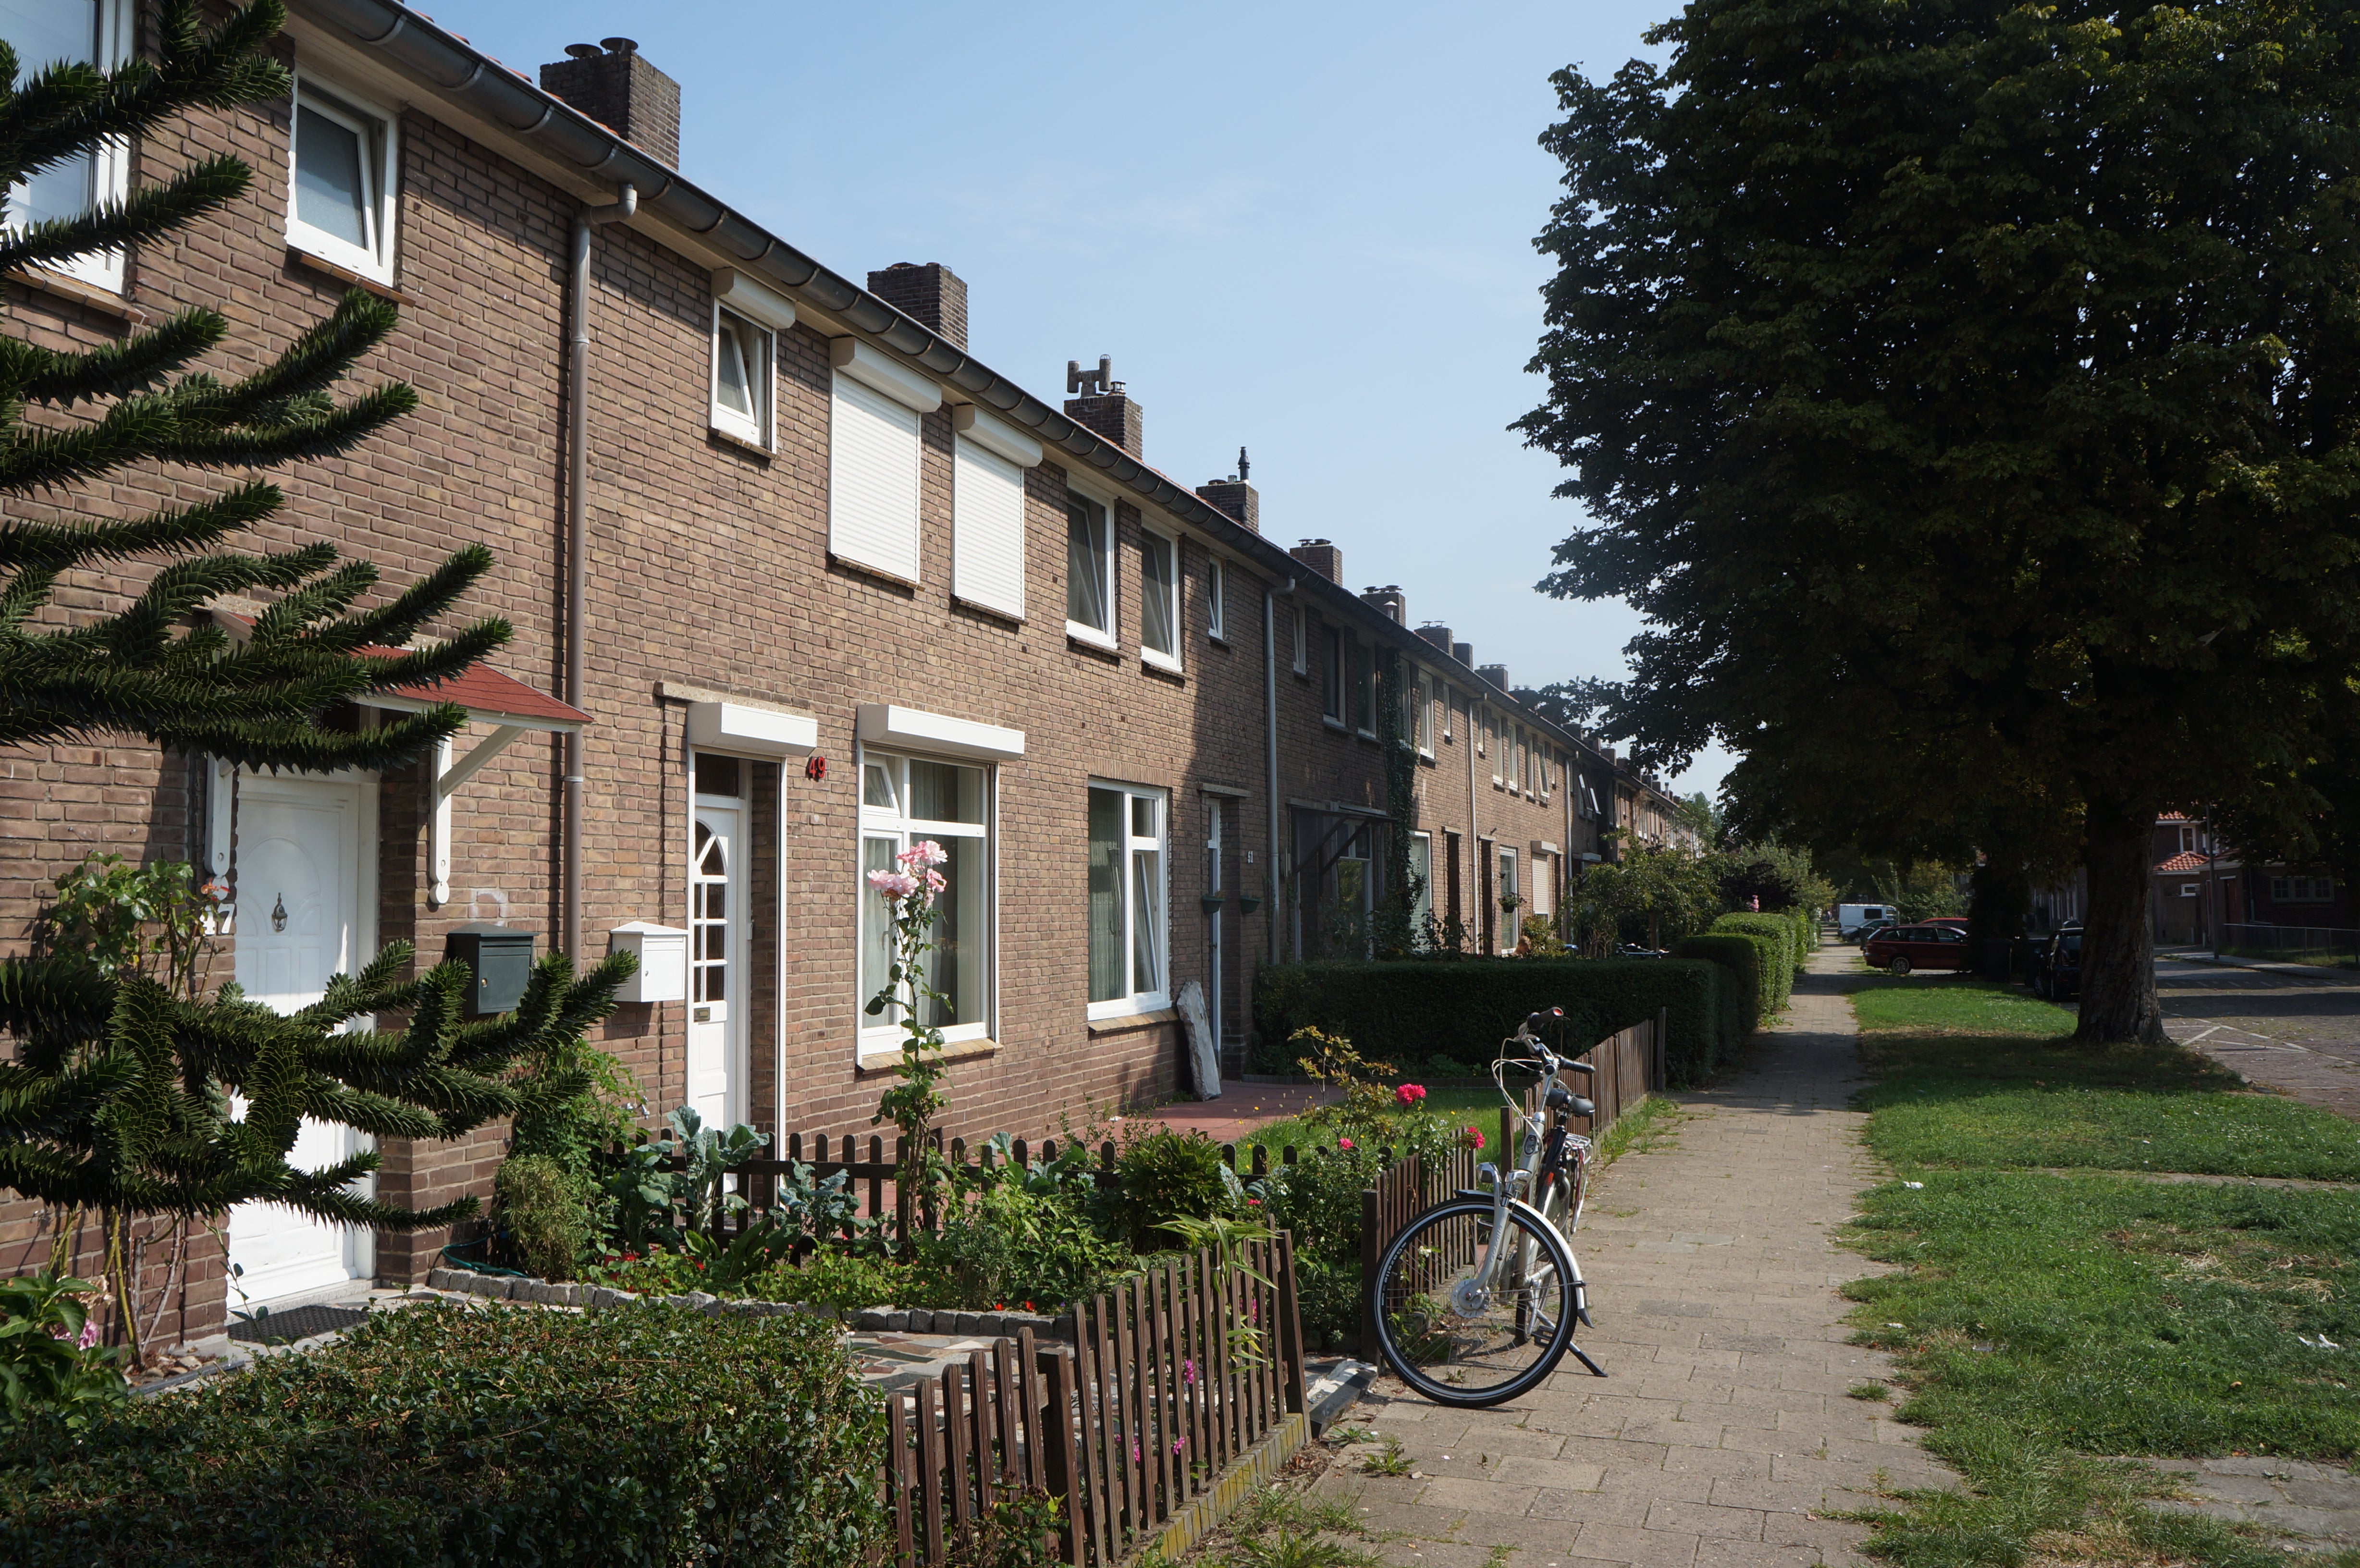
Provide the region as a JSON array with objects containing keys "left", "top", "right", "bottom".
[
  {"left": 1236, "top": 896, "right": 1261, "bottom": 914},
  {"left": 1200, "top": 895, "right": 1226, "bottom": 914}
]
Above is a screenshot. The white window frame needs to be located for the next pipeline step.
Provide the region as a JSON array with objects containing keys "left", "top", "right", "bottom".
[
  {"left": 1141, "top": 526, "right": 1182, "bottom": 672},
  {"left": 1320, "top": 625, "right": 1346, "bottom": 725},
  {"left": 1355, "top": 642, "right": 1378, "bottom": 739},
  {"left": 1087, "top": 782, "right": 1171, "bottom": 1021},
  {"left": 4, "top": 0, "right": 133, "bottom": 292},
  {"left": 1206, "top": 557, "right": 1228, "bottom": 642},
  {"left": 1291, "top": 605, "right": 1308, "bottom": 674},
  {"left": 285, "top": 73, "right": 400, "bottom": 285},
  {"left": 1415, "top": 671, "right": 1435, "bottom": 758},
  {"left": 1497, "top": 845, "right": 1520, "bottom": 952},
  {"left": 710, "top": 305, "right": 773, "bottom": 448},
  {"left": 858, "top": 749, "right": 995, "bottom": 1057},
  {"left": 1410, "top": 830, "right": 1433, "bottom": 931},
  {"left": 1444, "top": 686, "right": 1458, "bottom": 742},
  {"left": 2271, "top": 876, "right": 2335, "bottom": 903},
  {"left": 1065, "top": 491, "right": 1117, "bottom": 648}
]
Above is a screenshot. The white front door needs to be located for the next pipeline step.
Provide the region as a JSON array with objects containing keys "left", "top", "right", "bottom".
[
  {"left": 226, "top": 772, "right": 377, "bottom": 1305},
  {"left": 687, "top": 799, "right": 746, "bottom": 1129}
]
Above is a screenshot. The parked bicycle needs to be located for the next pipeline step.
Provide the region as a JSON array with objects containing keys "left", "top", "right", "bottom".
[{"left": 1368, "top": 1007, "right": 1609, "bottom": 1406}]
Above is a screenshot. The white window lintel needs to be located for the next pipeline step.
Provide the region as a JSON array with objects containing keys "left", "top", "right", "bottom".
[
  {"left": 832, "top": 338, "right": 942, "bottom": 413},
  {"left": 856, "top": 703, "right": 1024, "bottom": 762}
]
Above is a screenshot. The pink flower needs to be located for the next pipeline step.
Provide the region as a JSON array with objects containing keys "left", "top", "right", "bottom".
[
  {"left": 1172, "top": 1438, "right": 1187, "bottom": 1456},
  {"left": 1395, "top": 1083, "right": 1427, "bottom": 1107},
  {"left": 866, "top": 869, "right": 921, "bottom": 899},
  {"left": 1461, "top": 1126, "right": 1486, "bottom": 1151},
  {"left": 1338, "top": 1137, "right": 1355, "bottom": 1151},
  {"left": 75, "top": 1319, "right": 99, "bottom": 1350},
  {"left": 898, "top": 839, "right": 950, "bottom": 868},
  {"left": 1183, "top": 1358, "right": 1196, "bottom": 1386},
  {"left": 924, "top": 868, "right": 947, "bottom": 894}
]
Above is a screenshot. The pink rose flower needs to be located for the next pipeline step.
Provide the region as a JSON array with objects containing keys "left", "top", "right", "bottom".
[
  {"left": 1461, "top": 1126, "right": 1485, "bottom": 1151},
  {"left": 898, "top": 839, "right": 950, "bottom": 868},
  {"left": 1338, "top": 1137, "right": 1355, "bottom": 1151},
  {"left": 1395, "top": 1083, "right": 1427, "bottom": 1106},
  {"left": 866, "top": 869, "right": 921, "bottom": 898}
]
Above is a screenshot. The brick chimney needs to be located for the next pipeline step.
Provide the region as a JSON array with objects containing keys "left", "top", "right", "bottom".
[
  {"left": 1361, "top": 585, "right": 1405, "bottom": 624},
  {"left": 1479, "top": 662, "right": 1510, "bottom": 690},
  {"left": 541, "top": 39, "right": 680, "bottom": 169},
  {"left": 1063, "top": 355, "right": 1142, "bottom": 456},
  {"left": 1196, "top": 448, "right": 1258, "bottom": 532},
  {"left": 1452, "top": 641, "right": 1474, "bottom": 666},
  {"left": 868, "top": 263, "right": 968, "bottom": 350},
  {"left": 1416, "top": 622, "right": 1453, "bottom": 654},
  {"left": 1289, "top": 538, "right": 1342, "bottom": 584}
]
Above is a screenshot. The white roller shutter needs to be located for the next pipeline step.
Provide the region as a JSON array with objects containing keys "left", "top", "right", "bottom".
[
  {"left": 829, "top": 371, "right": 922, "bottom": 582},
  {"left": 952, "top": 436, "right": 1026, "bottom": 620}
]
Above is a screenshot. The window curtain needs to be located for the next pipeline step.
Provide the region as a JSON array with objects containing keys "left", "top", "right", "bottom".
[{"left": 1088, "top": 789, "right": 1125, "bottom": 1001}]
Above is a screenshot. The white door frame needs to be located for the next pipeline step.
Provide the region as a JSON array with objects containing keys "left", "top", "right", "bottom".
[
  {"left": 687, "top": 775, "right": 750, "bottom": 1130},
  {"left": 226, "top": 767, "right": 380, "bottom": 1304}
]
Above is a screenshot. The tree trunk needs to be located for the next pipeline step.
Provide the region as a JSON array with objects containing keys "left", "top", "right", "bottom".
[{"left": 2076, "top": 805, "right": 2166, "bottom": 1044}]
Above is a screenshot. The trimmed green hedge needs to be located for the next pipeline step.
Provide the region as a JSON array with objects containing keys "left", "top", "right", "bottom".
[
  {"left": 0, "top": 1301, "right": 884, "bottom": 1566},
  {"left": 1673, "top": 934, "right": 1761, "bottom": 1039},
  {"left": 1713, "top": 913, "right": 1795, "bottom": 1011},
  {"left": 1252, "top": 957, "right": 1728, "bottom": 1086}
]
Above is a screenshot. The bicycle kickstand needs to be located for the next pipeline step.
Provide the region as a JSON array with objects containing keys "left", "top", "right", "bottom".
[{"left": 1566, "top": 1342, "right": 1609, "bottom": 1378}]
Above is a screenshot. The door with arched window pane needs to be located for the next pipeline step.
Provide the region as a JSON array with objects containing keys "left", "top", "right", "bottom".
[{"left": 688, "top": 786, "right": 746, "bottom": 1129}]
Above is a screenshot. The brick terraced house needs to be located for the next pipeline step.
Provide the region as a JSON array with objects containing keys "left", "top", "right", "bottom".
[{"left": 0, "top": 3, "right": 1691, "bottom": 1334}]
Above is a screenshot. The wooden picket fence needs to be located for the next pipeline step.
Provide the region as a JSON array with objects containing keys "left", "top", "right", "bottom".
[
  {"left": 882, "top": 1235, "right": 1307, "bottom": 1567},
  {"left": 1361, "top": 1011, "right": 1669, "bottom": 1332},
  {"left": 689, "top": 1131, "right": 1316, "bottom": 1247}
]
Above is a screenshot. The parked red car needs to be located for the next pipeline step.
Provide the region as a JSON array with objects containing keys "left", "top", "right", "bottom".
[{"left": 1864, "top": 923, "right": 1974, "bottom": 975}]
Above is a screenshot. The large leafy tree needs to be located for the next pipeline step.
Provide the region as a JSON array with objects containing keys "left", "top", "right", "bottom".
[
  {"left": 0, "top": 2, "right": 611, "bottom": 1359},
  {"left": 1521, "top": 0, "right": 2360, "bottom": 1041}
]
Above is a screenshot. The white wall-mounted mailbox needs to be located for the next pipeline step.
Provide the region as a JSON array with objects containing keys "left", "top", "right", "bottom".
[{"left": 608, "top": 921, "right": 688, "bottom": 1004}]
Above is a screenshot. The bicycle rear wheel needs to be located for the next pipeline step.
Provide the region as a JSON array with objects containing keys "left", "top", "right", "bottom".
[{"left": 1371, "top": 1197, "right": 1576, "bottom": 1408}]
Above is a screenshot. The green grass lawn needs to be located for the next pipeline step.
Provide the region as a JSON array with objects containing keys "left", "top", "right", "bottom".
[
  {"left": 1842, "top": 986, "right": 2360, "bottom": 1568},
  {"left": 1852, "top": 990, "right": 2360, "bottom": 1181}
]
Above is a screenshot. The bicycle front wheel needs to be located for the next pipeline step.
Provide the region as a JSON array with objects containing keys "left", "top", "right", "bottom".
[{"left": 1371, "top": 1197, "right": 1576, "bottom": 1407}]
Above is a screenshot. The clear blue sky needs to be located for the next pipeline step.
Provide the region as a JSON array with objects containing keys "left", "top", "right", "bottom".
[{"left": 439, "top": 1, "right": 1730, "bottom": 801}]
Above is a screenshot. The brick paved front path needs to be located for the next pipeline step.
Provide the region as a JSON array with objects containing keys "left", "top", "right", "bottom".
[{"left": 1312, "top": 944, "right": 1957, "bottom": 1568}]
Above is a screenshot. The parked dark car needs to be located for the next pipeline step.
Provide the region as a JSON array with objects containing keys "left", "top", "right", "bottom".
[
  {"left": 1864, "top": 923, "right": 1975, "bottom": 975},
  {"left": 1851, "top": 920, "right": 1899, "bottom": 947},
  {"left": 2033, "top": 925, "right": 2083, "bottom": 1000}
]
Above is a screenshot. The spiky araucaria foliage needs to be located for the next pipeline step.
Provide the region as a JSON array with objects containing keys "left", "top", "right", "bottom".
[
  {"left": 0, "top": 0, "right": 511, "bottom": 771},
  {"left": 0, "top": 947, "right": 636, "bottom": 1230}
]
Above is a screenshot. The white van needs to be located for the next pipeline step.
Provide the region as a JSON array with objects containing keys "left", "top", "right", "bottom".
[{"left": 1837, "top": 903, "right": 1894, "bottom": 937}]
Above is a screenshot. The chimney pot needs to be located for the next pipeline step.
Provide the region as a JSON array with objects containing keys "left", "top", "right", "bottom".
[
  {"left": 1452, "top": 641, "right": 1474, "bottom": 666},
  {"left": 867, "top": 262, "right": 968, "bottom": 351},
  {"left": 1360, "top": 585, "right": 1406, "bottom": 624},
  {"left": 1415, "top": 622, "right": 1454, "bottom": 653},
  {"left": 1479, "top": 662, "right": 1511, "bottom": 690},
  {"left": 541, "top": 41, "right": 681, "bottom": 168},
  {"left": 1196, "top": 475, "right": 1259, "bottom": 532}
]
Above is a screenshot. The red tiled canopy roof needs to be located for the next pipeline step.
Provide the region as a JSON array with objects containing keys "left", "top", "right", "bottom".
[
  {"left": 208, "top": 609, "right": 588, "bottom": 729},
  {"left": 2156, "top": 850, "right": 2210, "bottom": 873}
]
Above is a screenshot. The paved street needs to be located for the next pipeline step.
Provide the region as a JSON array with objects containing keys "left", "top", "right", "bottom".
[
  {"left": 2157, "top": 956, "right": 2360, "bottom": 1121},
  {"left": 1311, "top": 948, "right": 1952, "bottom": 1568}
]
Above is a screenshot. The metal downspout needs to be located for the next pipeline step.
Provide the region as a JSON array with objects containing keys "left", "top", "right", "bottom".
[
  {"left": 564, "top": 182, "right": 636, "bottom": 960},
  {"left": 1266, "top": 585, "right": 1284, "bottom": 965},
  {"left": 1469, "top": 694, "right": 1481, "bottom": 948}
]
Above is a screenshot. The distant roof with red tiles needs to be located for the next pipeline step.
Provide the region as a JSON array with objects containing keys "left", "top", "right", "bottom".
[
  {"left": 2155, "top": 851, "right": 2210, "bottom": 873},
  {"left": 2158, "top": 811, "right": 2191, "bottom": 822}
]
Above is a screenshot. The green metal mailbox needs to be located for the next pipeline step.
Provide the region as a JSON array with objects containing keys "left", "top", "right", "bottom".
[{"left": 444, "top": 924, "right": 536, "bottom": 1017}]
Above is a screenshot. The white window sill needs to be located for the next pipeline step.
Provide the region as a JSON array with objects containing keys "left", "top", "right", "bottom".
[
  {"left": 1085, "top": 1004, "right": 1178, "bottom": 1036},
  {"left": 287, "top": 228, "right": 393, "bottom": 289},
  {"left": 1321, "top": 716, "right": 1350, "bottom": 733},
  {"left": 1357, "top": 729, "right": 1378, "bottom": 743},
  {"left": 708, "top": 422, "right": 773, "bottom": 457},
  {"left": 857, "top": 1034, "right": 999, "bottom": 1072},
  {"left": 1066, "top": 621, "right": 1119, "bottom": 652},
  {"left": 1142, "top": 649, "right": 1183, "bottom": 675},
  {"left": 1207, "top": 632, "right": 1229, "bottom": 647}
]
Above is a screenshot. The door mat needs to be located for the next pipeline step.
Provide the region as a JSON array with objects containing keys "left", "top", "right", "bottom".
[{"left": 228, "top": 1303, "right": 369, "bottom": 1344}]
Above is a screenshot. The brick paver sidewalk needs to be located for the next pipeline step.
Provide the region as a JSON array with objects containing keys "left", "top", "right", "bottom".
[{"left": 1313, "top": 944, "right": 1956, "bottom": 1568}]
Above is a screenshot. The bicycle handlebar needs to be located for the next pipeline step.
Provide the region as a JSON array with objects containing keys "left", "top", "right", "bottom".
[{"left": 1490, "top": 1004, "right": 1600, "bottom": 1111}]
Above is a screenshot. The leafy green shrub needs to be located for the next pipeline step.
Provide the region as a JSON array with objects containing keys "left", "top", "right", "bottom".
[
  {"left": 1106, "top": 1128, "right": 1242, "bottom": 1251},
  {"left": 1712, "top": 913, "right": 1794, "bottom": 1010},
  {"left": 493, "top": 1153, "right": 590, "bottom": 1281},
  {"left": 916, "top": 1184, "right": 1131, "bottom": 1309},
  {"left": 0, "top": 1273, "right": 126, "bottom": 1428},
  {"left": 749, "top": 1250, "right": 913, "bottom": 1320},
  {"left": 0, "top": 1300, "right": 883, "bottom": 1566},
  {"left": 1251, "top": 958, "right": 1725, "bottom": 1085},
  {"left": 1672, "top": 934, "right": 1759, "bottom": 1039}
]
